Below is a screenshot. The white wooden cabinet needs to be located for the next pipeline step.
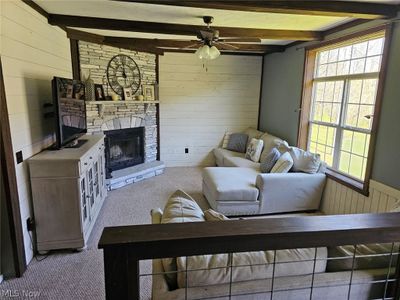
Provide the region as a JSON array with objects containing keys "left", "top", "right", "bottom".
[{"left": 29, "top": 134, "right": 107, "bottom": 252}]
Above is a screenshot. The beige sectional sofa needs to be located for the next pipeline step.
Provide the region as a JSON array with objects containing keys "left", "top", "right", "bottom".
[
  {"left": 203, "top": 128, "right": 326, "bottom": 216},
  {"left": 151, "top": 191, "right": 393, "bottom": 300}
]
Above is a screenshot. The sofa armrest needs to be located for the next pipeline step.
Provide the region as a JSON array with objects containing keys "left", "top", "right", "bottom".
[{"left": 256, "top": 173, "right": 326, "bottom": 214}]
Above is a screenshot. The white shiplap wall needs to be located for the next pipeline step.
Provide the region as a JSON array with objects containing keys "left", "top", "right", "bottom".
[
  {"left": 1, "top": 1, "right": 72, "bottom": 263},
  {"left": 159, "top": 53, "right": 262, "bottom": 166},
  {"left": 321, "top": 178, "right": 400, "bottom": 215}
]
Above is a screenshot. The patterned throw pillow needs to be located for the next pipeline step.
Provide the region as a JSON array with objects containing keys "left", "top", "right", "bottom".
[
  {"left": 245, "top": 138, "right": 264, "bottom": 162},
  {"left": 271, "top": 152, "right": 294, "bottom": 173},
  {"left": 222, "top": 132, "right": 231, "bottom": 149},
  {"left": 260, "top": 148, "right": 281, "bottom": 173},
  {"left": 226, "top": 133, "right": 248, "bottom": 153}
]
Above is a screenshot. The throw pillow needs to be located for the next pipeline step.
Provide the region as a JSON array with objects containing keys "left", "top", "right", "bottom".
[
  {"left": 260, "top": 148, "right": 281, "bottom": 173},
  {"left": 161, "top": 190, "right": 205, "bottom": 287},
  {"left": 289, "top": 147, "right": 321, "bottom": 174},
  {"left": 259, "top": 133, "right": 289, "bottom": 162},
  {"left": 226, "top": 133, "right": 248, "bottom": 153},
  {"left": 270, "top": 152, "right": 294, "bottom": 173},
  {"left": 243, "top": 127, "right": 264, "bottom": 148},
  {"left": 221, "top": 132, "right": 231, "bottom": 149},
  {"left": 245, "top": 138, "right": 264, "bottom": 162},
  {"left": 204, "top": 209, "right": 230, "bottom": 221}
]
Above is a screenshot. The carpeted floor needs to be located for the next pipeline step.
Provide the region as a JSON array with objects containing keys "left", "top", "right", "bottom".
[{"left": 0, "top": 167, "right": 209, "bottom": 300}]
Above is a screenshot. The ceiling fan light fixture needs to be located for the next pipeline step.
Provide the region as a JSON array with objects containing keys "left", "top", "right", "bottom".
[
  {"left": 197, "top": 45, "right": 210, "bottom": 60},
  {"left": 208, "top": 46, "right": 220, "bottom": 60}
]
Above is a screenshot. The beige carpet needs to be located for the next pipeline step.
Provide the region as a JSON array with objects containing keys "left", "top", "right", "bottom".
[{"left": 0, "top": 167, "right": 209, "bottom": 300}]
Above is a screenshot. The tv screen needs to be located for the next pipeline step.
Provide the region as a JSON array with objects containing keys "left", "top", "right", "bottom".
[{"left": 52, "top": 77, "right": 87, "bottom": 149}]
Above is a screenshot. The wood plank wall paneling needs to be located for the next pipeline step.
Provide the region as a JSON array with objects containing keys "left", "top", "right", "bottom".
[
  {"left": 0, "top": 1, "right": 72, "bottom": 263},
  {"left": 321, "top": 178, "right": 400, "bottom": 215},
  {"left": 159, "top": 53, "right": 262, "bottom": 167}
]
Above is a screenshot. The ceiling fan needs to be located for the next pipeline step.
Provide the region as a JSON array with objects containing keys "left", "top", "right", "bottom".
[{"left": 185, "top": 16, "right": 261, "bottom": 60}]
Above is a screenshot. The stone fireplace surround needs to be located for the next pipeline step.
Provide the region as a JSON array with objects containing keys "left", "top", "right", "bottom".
[
  {"left": 85, "top": 101, "right": 164, "bottom": 190},
  {"left": 86, "top": 101, "right": 158, "bottom": 163}
]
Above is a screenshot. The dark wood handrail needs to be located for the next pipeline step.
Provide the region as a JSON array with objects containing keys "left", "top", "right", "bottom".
[{"left": 98, "top": 212, "right": 400, "bottom": 299}]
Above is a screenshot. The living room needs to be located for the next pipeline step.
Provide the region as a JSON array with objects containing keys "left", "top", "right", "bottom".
[{"left": 1, "top": 1, "right": 400, "bottom": 299}]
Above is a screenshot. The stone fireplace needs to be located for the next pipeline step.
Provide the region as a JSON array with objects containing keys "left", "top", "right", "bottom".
[
  {"left": 86, "top": 102, "right": 158, "bottom": 162},
  {"left": 104, "top": 127, "right": 145, "bottom": 178},
  {"left": 86, "top": 102, "right": 163, "bottom": 190}
]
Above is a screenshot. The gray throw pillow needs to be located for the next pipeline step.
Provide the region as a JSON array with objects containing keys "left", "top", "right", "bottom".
[
  {"left": 260, "top": 148, "right": 281, "bottom": 173},
  {"left": 226, "top": 133, "right": 248, "bottom": 153}
]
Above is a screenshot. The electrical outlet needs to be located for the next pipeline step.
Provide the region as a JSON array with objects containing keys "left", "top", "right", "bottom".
[
  {"left": 185, "top": 148, "right": 189, "bottom": 154},
  {"left": 26, "top": 217, "right": 35, "bottom": 231},
  {"left": 16, "top": 151, "right": 23, "bottom": 164}
]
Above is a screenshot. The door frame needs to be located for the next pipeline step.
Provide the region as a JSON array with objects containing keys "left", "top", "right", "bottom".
[{"left": 0, "top": 57, "right": 27, "bottom": 276}]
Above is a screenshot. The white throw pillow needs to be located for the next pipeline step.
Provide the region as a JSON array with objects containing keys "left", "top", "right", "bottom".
[
  {"left": 245, "top": 138, "right": 264, "bottom": 162},
  {"left": 270, "top": 152, "right": 294, "bottom": 173},
  {"left": 289, "top": 147, "right": 321, "bottom": 174},
  {"left": 222, "top": 132, "right": 231, "bottom": 149}
]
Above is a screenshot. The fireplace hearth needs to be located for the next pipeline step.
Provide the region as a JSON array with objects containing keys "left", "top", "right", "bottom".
[{"left": 104, "top": 127, "right": 145, "bottom": 178}]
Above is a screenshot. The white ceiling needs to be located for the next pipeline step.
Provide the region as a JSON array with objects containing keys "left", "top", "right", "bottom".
[{"left": 35, "top": 0, "right": 400, "bottom": 47}]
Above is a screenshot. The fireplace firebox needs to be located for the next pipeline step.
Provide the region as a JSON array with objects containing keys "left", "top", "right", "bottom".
[{"left": 104, "top": 127, "right": 145, "bottom": 178}]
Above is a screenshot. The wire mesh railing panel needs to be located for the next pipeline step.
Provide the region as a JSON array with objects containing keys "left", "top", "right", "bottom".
[{"left": 144, "top": 243, "right": 400, "bottom": 300}]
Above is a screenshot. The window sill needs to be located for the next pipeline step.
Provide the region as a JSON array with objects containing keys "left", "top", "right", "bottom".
[{"left": 325, "top": 168, "right": 368, "bottom": 196}]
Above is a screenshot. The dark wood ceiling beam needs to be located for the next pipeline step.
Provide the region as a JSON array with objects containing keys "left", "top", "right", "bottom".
[
  {"left": 66, "top": 28, "right": 164, "bottom": 55},
  {"left": 118, "top": 1, "right": 398, "bottom": 19},
  {"left": 48, "top": 14, "right": 322, "bottom": 41},
  {"left": 103, "top": 36, "right": 285, "bottom": 52}
]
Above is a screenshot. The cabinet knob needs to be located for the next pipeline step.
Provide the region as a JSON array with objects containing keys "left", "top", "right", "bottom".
[
  {"left": 89, "top": 156, "right": 93, "bottom": 159},
  {"left": 84, "top": 162, "right": 88, "bottom": 166}
]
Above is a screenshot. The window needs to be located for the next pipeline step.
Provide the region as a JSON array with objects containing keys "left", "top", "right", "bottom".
[{"left": 299, "top": 27, "right": 389, "bottom": 188}]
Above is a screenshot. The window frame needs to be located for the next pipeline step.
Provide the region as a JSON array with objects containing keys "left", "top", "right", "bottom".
[{"left": 297, "top": 24, "right": 393, "bottom": 196}]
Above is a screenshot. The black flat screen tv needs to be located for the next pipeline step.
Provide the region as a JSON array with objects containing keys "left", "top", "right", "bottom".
[{"left": 52, "top": 77, "right": 87, "bottom": 149}]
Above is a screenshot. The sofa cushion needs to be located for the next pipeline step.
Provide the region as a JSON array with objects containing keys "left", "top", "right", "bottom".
[
  {"left": 271, "top": 152, "right": 294, "bottom": 173},
  {"left": 203, "top": 167, "right": 259, "bottom": 202},
  {"left": 259, "top": 133, "right": 288, "bottom": 163},
  {"left": 177, "top": 246, "right": 328, "bottom": 288},
  {"left": 289, "top": 147, "right": 321, "bottom": 174},
  {"left": 223, "top": 156, "right": 260, "bottom": 170},
  {"left": 327, "top": 243, "right": 399, "bottom": 272},
  {"left": 243, "top": 127, "right": 264, "bottom": 148},
  {"left": 161, "top": 190, "right": 205, "bottom": 286},
  {"left": 213, "top": 148, "right": 245, "bottom": 166},
  {"left": 260, "top": 148, "right": 281, "bottom": 173},
  {"left": 226, "top": 133, "right": 248, "bottom": 153},
  {"left": 204, "top": 209, "right": 230, "bottom": 221},
  {"left": 245, "top": 138, "right": 264, "bottom": 162}
]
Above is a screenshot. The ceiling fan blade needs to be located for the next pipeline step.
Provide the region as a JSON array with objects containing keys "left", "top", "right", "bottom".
[
  {"left": 219, "top": 38, "right": 262, "bottom": 43},
  {"left": 185, "top": 42, "right": 202, "bottom": 49},
  {"left": 214, "top": 42, "right": 239, "bottom": 50}
]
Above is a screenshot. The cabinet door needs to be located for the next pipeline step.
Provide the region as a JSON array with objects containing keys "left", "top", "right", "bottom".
[
  {"left": 86, "top": 166, "right": 95, "bottom": 221},
  {"left": 99, "top": 148, "right": 106, "bottom": 196},
  {"left": 94, "top": 159, "right": 100, "bottom": 204},
  {"left": 80, "top": 177, "right": 90, "bottom": 231}
]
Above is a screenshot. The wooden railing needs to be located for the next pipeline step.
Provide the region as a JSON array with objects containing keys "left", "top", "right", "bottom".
[{"left": 98, "top": 212, "right": 400, "bottom": 300}]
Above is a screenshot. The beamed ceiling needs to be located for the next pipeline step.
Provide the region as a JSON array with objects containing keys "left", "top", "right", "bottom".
[{"left": 27, "top": 0, "right": 400, "bottom": 55}]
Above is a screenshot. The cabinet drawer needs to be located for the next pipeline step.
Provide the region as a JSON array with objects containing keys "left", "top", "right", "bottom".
[
  {"left": 79, "top": 141, "right": 105, "bottom": 174},
  {"left": 30, "top": 160, "right": 80, "bottom": 178}
]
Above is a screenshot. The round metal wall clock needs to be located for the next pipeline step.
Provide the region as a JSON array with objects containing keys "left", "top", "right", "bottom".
[{"left": 106, "top": 54, "right": 141, "bottom": 96}]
